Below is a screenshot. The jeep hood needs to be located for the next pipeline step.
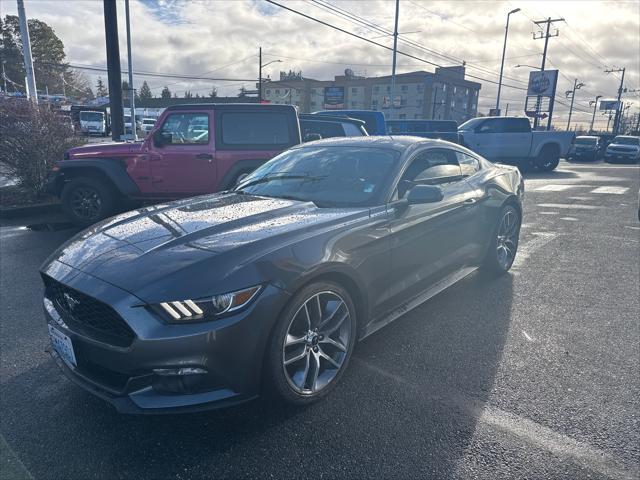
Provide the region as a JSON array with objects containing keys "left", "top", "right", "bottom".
[{"left": 66, "top": 141, "right": 144, "bottom": 159}]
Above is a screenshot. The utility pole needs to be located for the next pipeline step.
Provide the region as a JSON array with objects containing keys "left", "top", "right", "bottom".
[
  {"left": 17, "top": 0, "right": 38, "bottom": 103},
  {"left": 124, "top": 0, "right": 137, "bottom": 140},
  {"left": 505, "top": 103, "right": 509, "bottom": 116},
  {"left": 533, "top": 17, "right": 564, "bottom": 130},
  {"left": 605, "top": 67, "right": 625, "bottom": 134},
  {"left": 496, "top": 8, "right": 520, "bottom": 113},
  {"left": 258, "top": 47, "right": 262, "bottom": 103},
  {"left": 1, "top": 61, "right": 7, "bottom": 93},
  {"left": 103, "top": 0, "right": 124, "bottom": 140},
  {"left": 565, "top": 78, "right": 585, "bottom": 130},
  {"left": 390, "top": 0, "right": 400, "bottom": 117},
  {"left": 589, "top": 95, "right": 602, "bottom": 133}
]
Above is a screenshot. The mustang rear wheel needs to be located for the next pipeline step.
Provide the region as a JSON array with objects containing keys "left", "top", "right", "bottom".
[
  {"left": 481, "top": 205, "right": 521, "bottom": 275},
  {"left": 265, "top": 281, "right": 357, "bottom": 405}
]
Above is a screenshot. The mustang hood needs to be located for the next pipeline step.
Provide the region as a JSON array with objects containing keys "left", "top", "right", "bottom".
[{"left": 45, "top": 193, "right": 368, "bottom": 298}]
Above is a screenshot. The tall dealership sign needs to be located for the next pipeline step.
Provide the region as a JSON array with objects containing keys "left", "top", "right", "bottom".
[
  {"left": 525, "top": 70, "right": 558, "bottom": 130},
  {"left": 323, "top": 87, "right": 345, "bottom": 109},
  {"left": 599, "top": 100, "right": 620, "bottom": 111}
]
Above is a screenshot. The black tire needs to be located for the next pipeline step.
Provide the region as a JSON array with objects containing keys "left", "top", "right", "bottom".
[
  {"left": 61, "top": 176, "right": 117, "bottom": 226},
  {"left": 264, "top": 281, "right": 357, "bottom": 406},
  {"left": 480, "top": 205, "right": 521, "bottom": 276},
  {"left": 534, "top": 145, "right": 560, "bottom": 171}
]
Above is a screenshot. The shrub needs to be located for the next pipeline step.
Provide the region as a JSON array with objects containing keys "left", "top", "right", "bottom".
[{"left": 0, "top": 99, "right": 85, "bottom": 196}]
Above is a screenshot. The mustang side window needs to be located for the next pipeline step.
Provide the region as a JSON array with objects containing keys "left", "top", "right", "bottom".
[
  {"left": 397, "top": 149, "right": 462, "bottom": 198},
  {"left": 456, "top": 151, "right": 481, "bottom": 177}
]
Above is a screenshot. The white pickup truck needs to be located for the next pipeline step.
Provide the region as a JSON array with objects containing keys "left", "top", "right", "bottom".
[{"left": 458, "top": 117, "right": 575, "bottom": 171}]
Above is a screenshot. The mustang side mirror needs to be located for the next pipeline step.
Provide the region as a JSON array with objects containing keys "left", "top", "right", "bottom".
[
  {"left": 407, "top": 185, "right": 444, "bottom": 204},
  {"left": 303, "top": 133, "right": 322, "bottom": 142}
]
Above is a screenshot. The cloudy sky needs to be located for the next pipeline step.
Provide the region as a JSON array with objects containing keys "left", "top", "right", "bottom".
[{"left": 3, "top": 0, "right": 639, "bottom": 128}]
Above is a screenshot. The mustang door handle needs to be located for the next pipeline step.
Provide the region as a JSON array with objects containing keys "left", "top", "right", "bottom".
[{"left": 195, "top": 153, "right": 213, "bottom": 161}]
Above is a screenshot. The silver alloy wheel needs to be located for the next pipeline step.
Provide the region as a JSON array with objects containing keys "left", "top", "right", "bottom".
[
  {"left": 282, "top": 291, "right": 351, "bottom": 395},
  {"left": 496, "top": 209, "right": 519, "bottom": 270}
]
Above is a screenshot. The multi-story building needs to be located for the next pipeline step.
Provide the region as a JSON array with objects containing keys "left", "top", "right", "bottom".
[{"left": 261, "top": 66, "right": 481, "bottom": 124}]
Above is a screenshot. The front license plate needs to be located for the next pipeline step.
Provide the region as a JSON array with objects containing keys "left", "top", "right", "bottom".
[{"left": 48, "top": 324, "right": 77, "bottom": 367}]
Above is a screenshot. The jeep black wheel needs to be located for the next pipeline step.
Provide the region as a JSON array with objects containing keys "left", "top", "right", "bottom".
[{"left": 61, "top": 177, "right": 116, "bottom": 226}]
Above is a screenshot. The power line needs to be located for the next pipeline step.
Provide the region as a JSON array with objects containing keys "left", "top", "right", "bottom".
[
  {"left": 309, "top": 0, "right": 529, "bottom": 85},
  {"left": 265, "top": 0, "right": 527, "bottom": 91}
]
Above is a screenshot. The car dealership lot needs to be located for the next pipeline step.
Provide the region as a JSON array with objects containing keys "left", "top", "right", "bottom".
[{"left": 1, "top": 160, "right": 638, "bottom": 479}]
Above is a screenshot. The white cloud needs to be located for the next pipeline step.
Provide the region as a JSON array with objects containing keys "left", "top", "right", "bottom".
[{"left": 3, "top": 0, "right": 638, "bottom": 128}]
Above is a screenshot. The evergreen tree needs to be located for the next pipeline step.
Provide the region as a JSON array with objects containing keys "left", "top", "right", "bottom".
[
  {"left": 160, "top": 86, "right": 171, "bottom": 99},
  {"left": 208, "top": 87, "right": 218, "bottom": 98},
  {"left": 138, "top": 80, "right": 153, "bottom": 101},
  {"left": 95, "top": 77, "right": 108, "bottom": 97}
]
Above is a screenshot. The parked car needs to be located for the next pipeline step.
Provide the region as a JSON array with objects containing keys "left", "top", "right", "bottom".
[
  {"left": 313, "top": 110, "right": 387, "bottom": 135},
  {"left": 604, "top": 135, "right": 640, "bottom": 163},
  {"left": 79, "top": 110, "right": 108, "bottom": 136},
  {"left": 46, "top": 104, "right": 302, "bottom": 225},
  {"left": 386, "top": 119, "right": 459, "bottom": 143},
  {"left": 41, "top": 136, "right": 524, "bottom": 413},
  {"left": 299, "top": 114, "right": 368, "bottom": 140},
  {"left": 140, "top": 117, "right": 156, "bottom": 134},
  {"left": 458, "top": 116, "right": 575, "bottom": 171},
  {"left": 567, "top": 135, "right": 604, "bottom": 161}
]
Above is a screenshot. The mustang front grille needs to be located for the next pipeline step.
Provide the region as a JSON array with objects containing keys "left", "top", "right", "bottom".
[{"left": 43, "top": 276, "right": 135, "bottom": 347}]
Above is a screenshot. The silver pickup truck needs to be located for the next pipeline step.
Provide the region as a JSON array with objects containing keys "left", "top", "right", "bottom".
[{"left": 459, "top": 116, "right": 575, "bottom": 171}]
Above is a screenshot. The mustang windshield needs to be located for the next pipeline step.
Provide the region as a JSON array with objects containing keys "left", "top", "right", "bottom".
[{"left": 235, "top": 146, "right": 400, "bottom": 207}]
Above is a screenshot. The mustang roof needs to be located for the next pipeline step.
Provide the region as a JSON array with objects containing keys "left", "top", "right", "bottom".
[{"left": 292, "top": 135, "right": 454, "bottom": 150}]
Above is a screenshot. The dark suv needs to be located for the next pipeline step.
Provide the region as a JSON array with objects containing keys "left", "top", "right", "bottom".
[{"left": 47, "top": 104, "right": 301, "bottom": 225}]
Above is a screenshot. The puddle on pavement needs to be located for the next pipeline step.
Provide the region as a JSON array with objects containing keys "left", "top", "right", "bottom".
[{"left": 26, "top": 222, "right": 76, "bottom": 232}]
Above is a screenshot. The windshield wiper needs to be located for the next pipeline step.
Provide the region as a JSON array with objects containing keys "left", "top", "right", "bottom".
[{"left": 235, "top": 173, "right": 326, "bottom": 193}]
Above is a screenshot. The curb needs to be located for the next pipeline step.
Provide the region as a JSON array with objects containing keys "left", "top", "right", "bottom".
[{"left": 0, "top": 202, "right": 60, "bottom": 219}]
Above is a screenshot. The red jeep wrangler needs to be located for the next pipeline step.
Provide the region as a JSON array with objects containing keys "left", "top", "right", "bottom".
[{"left": 47, "top": 104, "right": 301, "bottom": 225}]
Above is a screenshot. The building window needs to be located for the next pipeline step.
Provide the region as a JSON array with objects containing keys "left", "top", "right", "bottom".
[
  {"left": 266, "top": 89, "right": 271, "bottom": 95},
  {"left": 373, "top": 86, "right": 380, "bottom": 93},
  {"left": 351, "top": 87, "right": 358, "bottom": 94},
  {"left": 399, "top": 113, "right": 406, "bottom": 119},
  {"left": 372, "top": 99, "right": 378, "bottom": 107},
  {"left": 400, "top": 98, "right": 407, "bottom": 106},
  {"left": 386, "top": 85, "right": 391, "bottom": 93},
  {"left": 275, "top": 89, "right": 280, "bottom": 94},
  {"left": 417, "top": 84, "right": 424, "bottom": 93},
  {"left": 414, "top": 114, "right": 421, "bottom": 119},
  {"left": 310, "top": 101, "right": 316, "bottom": 107},
  {"left": 401, "top": 85, "right": 408, "bottom": 93},
  {"left": 350, "top": 101, "right": 357, "bottom": 107}
]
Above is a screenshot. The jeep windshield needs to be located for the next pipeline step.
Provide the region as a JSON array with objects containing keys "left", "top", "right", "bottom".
[
  {"left": 234, "top": 146, "right": 400, "bottom": 207},
  {"left": 612, "top": 136, "right": 639, "bottom": 146}
]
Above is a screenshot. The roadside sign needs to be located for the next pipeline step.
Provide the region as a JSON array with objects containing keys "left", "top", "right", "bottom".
[
  {"left": 489, "top": 108, "right": 501, "bottom": 116},
  {"left": 600, "top": 100, "right": 620, "bottom": 111},
  {"left": 527, "top": 70, "right": 558, "bottom": 97},
  {"left": 323, "top": 87, "right": 345, "bottom": 109}
]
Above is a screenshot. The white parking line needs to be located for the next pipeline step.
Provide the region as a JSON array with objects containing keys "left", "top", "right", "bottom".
[
  {"left": 534, "top": 184, "right": 575, "bottom": 192},
  {"left": 522, "top": 330, "right": 534, "bottom": 342},
  {"left": 560, "top": 217, "right": 579, "bottom": 221},
  {"left": 355, "top": 359, "right": 637, "bottom": 480},
  {"left": 590, "top": 186, "right": 629, "bottom": 194},
  {"left": 537, "top": 203, "right": 601, "bottom": 210},
  {"left": 512, "top": 232, "right": 558, "bottom": 269},
  {"left": 539, "top": 211, "right": 559, "bottom": 215}
]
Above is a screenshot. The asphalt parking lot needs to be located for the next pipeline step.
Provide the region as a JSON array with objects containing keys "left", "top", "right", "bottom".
[{"left": 1, "top": 160, "right": 638, "bottom": 480}]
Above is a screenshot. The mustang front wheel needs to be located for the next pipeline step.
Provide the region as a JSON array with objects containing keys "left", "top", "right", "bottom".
[
  {"left": 481, "top": 205, "right": 521, "bottom": 275},
  {"left": 265, "top": 281, "right": 357, "bottom": 405}
]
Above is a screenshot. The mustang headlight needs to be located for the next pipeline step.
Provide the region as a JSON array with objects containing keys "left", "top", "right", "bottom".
[{"left": 153, "top": 285, "right": 262, "bottom": 323}]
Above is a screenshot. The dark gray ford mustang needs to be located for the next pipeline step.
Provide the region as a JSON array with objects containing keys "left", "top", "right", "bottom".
[{"left": 41, "top": 136, "right": 524, "bottom": 413}]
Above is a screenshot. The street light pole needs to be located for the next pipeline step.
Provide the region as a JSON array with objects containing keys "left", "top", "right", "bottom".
[
  {"left": 589, "top": 95, "right": 602, "bottom": 133},
  {"left": 390, "top": 0, "right": 400, "bottom": 116},
  {"left": 258, "top": 46, "right": 262, "bottom": 103},
  {"left": 124, "top": 0, "right": 137, "bottom": 140},
  {"left": 565, "top": 78, "right": 585, "bottom": 131},
  {"left": 258, "top": 52, "right": 282, "bottom": 103},
  {"left": 17, "top": 0, "right": 38, "bottom": 103},
  {"left": 496, "top": 8, "right": 520, "bottom": 113}
]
